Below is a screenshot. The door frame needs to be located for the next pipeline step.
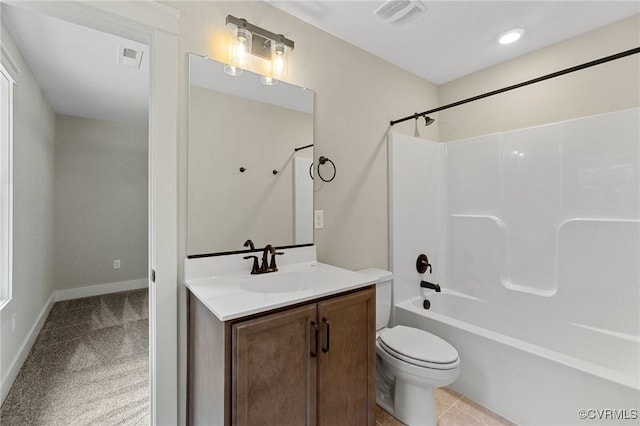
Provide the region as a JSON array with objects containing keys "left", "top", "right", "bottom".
[{"left": 6, "top": 1, "right": 180, "bottom": 424}]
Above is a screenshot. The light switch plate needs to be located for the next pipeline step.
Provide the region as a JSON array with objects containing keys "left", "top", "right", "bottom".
[{"left": 314, "top": 210, "right": 324, "bottom": 229}]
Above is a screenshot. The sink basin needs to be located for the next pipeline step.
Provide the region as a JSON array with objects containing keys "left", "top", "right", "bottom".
[
  {"left": 185, "top": 255, "right": 377, "bottom": 320},
  {"left": 240, "top": 271, "right": 324, "bottom": 294}
]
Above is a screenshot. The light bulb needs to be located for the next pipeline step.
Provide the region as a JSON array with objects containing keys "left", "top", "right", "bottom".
[
  {"left": 225, "top": 26, "right": 251, "bottom": 75},
  {"left": 273, "top": 56, "right": 284, "bottom": 77},
  {"left": 271, "top": 42, "right": 288, "bottom": 78},
  {"left": 237, "top": 28, "right": 249, "bottom": 43},
  {"left": 275, "top": 43, "right": 285, "bottom": 56}
]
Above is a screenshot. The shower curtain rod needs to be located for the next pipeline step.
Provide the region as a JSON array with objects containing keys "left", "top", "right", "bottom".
[{"left": 390, "top": 46, "right": 640, "bottom": 126}]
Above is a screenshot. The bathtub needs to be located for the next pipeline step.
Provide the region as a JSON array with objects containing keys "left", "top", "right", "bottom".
[
  {"left": 394, "top": 292, "right": 640, "bottom": 426},
  {"left": 388, "top": 112, "right": 640, "bottom": 426}
]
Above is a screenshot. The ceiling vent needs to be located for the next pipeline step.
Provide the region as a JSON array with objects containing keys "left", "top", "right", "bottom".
[
  {"left": 374, "top": 0, "right": 426, "bottom": 25},
  {"left": 117, "top": 45, "right": 143, "bottom": 69}
]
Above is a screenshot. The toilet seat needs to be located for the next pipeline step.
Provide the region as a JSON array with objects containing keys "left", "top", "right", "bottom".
[{"left": 378, "top": 326, "right": 459, "bottom": 370}]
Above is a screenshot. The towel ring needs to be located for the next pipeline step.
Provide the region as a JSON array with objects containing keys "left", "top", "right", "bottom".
[{"left": 318, "top": 156, "right": 336, "bottom": 182}]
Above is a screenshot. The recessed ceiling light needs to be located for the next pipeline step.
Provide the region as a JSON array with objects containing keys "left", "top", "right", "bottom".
[{"left": 498, "top": 29, "right": 525, "bottom": 45}]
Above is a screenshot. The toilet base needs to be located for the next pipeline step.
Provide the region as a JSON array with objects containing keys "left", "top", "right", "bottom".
[
  {"left": 375, "top": 330, "right": 459, "bottom": 426},
  {"left": 376, "top": 363, "right": 439, "bottom": 426},
  {"left": 394, "top": 379, "right": 437, "bottom": 426}
]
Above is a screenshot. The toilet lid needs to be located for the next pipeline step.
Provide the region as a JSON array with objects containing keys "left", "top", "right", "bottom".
[{"left": 379, "top": 326, "right": 459, "bottom": 368}]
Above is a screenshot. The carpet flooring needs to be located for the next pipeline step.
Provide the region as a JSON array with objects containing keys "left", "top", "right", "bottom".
[{"left": 1, "top": 289, "right": 149, "bottom": 425}]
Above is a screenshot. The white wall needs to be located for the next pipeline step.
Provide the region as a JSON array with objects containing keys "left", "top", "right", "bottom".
[
  {"left": 439, "top": 15, "right": 640, "bottom": 141},
  {"left": 0, "top": 20, "right": 56, "bottom": 398},
  {"left": 388, "top": 133, "right": 445, "bottom": 307},
  {"left": 293, "top": 156, "right": 313, "bottom": 245},
  {"left": 54, "top": 115, "right": 148, "bottom": 290}
]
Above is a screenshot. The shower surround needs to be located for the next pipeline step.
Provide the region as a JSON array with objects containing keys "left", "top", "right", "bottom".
[{"left": 388, "top": 108, "right": 639, "bottom": 425}]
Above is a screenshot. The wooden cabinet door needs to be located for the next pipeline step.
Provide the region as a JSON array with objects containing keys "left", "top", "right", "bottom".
[
  {"left": 317, "top": 287, "right": 375, "bottom": 426},
  {"left": 232, "top": 304, "right": 318, "bottom": 426}
]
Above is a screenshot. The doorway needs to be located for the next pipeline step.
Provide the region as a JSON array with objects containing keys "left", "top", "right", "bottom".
[{"left": 0, "top": 2, "right": 178, "bottom": 424}]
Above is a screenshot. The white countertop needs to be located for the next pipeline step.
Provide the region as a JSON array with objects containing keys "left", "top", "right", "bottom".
[{"left": 185, "top": 260, "right": 376, "bottom": 321}]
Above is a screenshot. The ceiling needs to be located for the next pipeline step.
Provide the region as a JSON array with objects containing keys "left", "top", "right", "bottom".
[
  {"left": 268, "top": 1, "right": 640, "bottom": 84},
  {"left": 1, "top": 4, "right": 149, "bottom": 124},
  {"left": 1, "top": 1, "right": 637, "bottom": 123}
]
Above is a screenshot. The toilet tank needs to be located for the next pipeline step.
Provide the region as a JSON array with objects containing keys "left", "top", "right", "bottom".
[{"left": 356, "top": 268, "right": 393, "bottom": 331}]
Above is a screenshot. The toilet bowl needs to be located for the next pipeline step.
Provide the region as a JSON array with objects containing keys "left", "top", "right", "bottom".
[
  {"left": 376, "top": 325, "right": 460, "bottom": 425},
  {"left": 357, "top": 268, "right": 460, "bottom": 426}
]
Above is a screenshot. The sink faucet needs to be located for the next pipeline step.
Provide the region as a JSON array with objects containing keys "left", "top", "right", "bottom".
[
  {"left": 260, "top": 244, "right": 284, "bottom": 273},
  {"left": 261, "top": 244, "right": 276, "bottom": 272},
  {"left": 244, "top": 244, "right": 284, "bottom": 274}
]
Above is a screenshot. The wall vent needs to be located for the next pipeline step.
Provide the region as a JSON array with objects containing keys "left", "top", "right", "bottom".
[
  {"left": 117, "top": 45, "right": 143, "bottom": 69},
  {"left": 374, "top": 0, "right": 426, "bottom": 25}
]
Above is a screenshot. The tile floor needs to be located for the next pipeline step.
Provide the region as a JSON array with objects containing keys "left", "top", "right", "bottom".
[{"left": 375, "top": 387, "right": 516, "bottom": 426}]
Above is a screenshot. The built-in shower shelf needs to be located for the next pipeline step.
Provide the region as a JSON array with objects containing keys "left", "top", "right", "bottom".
[
  {"left": 448, "top": 213, "right": 506, "bottom": 229},
  {"left": 500, "top": 280, "right": 557, "bottom": 297},
  {"left": 558, "top": 217, "right": 640, "bottom": 230},
  {"left": 448, "top": 214, "right": 558, "bottom": 296}
]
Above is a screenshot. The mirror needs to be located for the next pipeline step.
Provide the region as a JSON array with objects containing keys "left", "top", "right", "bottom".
[{"left": 188, "top": 54, "right": 314, "bottom": 256}]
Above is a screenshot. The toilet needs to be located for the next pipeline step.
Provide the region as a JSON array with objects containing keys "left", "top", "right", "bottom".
[{"left": 357, "top": 268, "right": 460, "bottom": 426}]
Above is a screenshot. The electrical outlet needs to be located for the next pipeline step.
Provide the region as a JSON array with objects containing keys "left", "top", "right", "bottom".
[
  {"left": 11, "top": 313, "right": 16, "bottom": 333},
  {"left": 113, "top": 259, "right": 121, "bottom": 269},
  {"left": 314, "top": 210, "right": 324, "bottom": 229}
]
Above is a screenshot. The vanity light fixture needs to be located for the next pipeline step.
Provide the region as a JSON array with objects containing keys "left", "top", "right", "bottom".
[
  {"left": 498, "top": 28, "right": 525, "bottom": 45},
  {"left": 224, "top": 15, "right": 295, "bottom": 83}
]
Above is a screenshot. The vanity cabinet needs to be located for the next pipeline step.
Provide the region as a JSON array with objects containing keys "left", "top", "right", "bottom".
[
  {"left": 232, "top": 304, "right": 318, "bottom": 425},
  {"left": 187, "top": 286, "right": 375, "bottom": 426}
]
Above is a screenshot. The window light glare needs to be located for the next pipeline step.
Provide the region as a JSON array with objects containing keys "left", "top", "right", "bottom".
[{"left": 498, "top": 29, "right": 524, "bottom": 45}]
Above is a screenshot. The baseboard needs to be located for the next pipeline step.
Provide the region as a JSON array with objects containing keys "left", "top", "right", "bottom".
[
  {"left": 54, "top": 278, "right": 148, "bottom": 302},
  {"left": 1, "top": 293, "right": 55, "bottom": 404}
]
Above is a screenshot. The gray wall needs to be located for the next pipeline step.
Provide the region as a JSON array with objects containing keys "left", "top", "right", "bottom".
[
  {"left": 0, "top": 20, "right": 56, "bottom": 391},
  {"left": 54, "top": 115, "right": 148, "bottom": 290}
]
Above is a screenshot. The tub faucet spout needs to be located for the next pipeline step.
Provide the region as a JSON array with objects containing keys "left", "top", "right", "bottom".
[{"left": 420, "top": 280, "right": 441, "bottom": 292}]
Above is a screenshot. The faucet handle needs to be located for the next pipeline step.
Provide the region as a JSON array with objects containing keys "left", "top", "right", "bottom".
[
  {"left": 416, "top": 254, "right": 432, "bottom": 274},
  {"left": 243, "top": 255, "right": 259, "bottom": 274},
  {"left": 269, "top": 252, "right": 284, "bottom": 271}
]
